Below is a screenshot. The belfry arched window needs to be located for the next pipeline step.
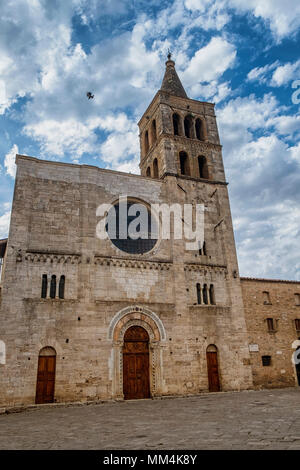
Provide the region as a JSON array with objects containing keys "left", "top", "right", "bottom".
[
  {"left": 173, "top": 113, "right": 180, "bottom": 136},
  {"left": 151, "top": 119, "right": 157, "bottom": 145},
  {"left": 179, "top": 151, "right": 190, "bottom": 176},
  {"left": 184, "top": 115, "right": 193, "bottom": 138},
  {"left": 198, "top": 156, "right": 209, "bottom": 179},
  {"left": 153, "top": 158, "right": 159, "bottom": 179},
  {"left": 144, "top": 130, "right": 149, "bottom": 155},
  {"left": 195, "top": 118, "right": 205, "bottom": 141}
]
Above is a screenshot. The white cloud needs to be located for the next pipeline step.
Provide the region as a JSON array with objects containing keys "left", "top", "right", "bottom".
[
  {"left": 4, "top": 145, "right": 18, "bottom": 178},
  {"left": 271, "top": 60, "right": 300, "bottom": 87},
  {"left": 185, "top": 0, "right": 300, "bottom": 40},
  {"left": 247, "top": 61, "right": 280, "bottom": 84},
  {"left": 228, "top": 0, "right": 300, "bottom": 40},
  {"left": 0, "top": 211, "right": 11, "bottom": 239},
  {"left": 217, "top": 92, "right": 300, "bottom": 280},
  {"left": 182, "top": 37, "right": 236, "bottom": 87}
]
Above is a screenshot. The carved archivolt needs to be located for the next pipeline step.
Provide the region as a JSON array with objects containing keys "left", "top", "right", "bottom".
[{"left": 108, "top": 305, "right": 166, "bottom": 342}]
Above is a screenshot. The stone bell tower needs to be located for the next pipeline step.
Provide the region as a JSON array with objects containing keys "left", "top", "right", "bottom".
[
  {"left": 138, "top": 53, "right": 254, "bottom": 393},
  {"left": 138, "top": 53, "right": 226, "bottom": 184}
]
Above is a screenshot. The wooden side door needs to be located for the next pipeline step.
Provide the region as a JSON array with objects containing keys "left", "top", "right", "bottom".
[
  {"left": 206, "top": 351, "right": 220, "bottom": 392},
  {"left": 123, "top": 326, "right": 150, "bottom": 400},
  {"left": 35, "top": 355, "right": 56, "bottom": 404}
]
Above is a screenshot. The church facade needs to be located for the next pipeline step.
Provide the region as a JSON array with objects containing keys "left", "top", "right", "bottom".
[{"left": 0, "top": 58, "right": 299, "bottom": 407}]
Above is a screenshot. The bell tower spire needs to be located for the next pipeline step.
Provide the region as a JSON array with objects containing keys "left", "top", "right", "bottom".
[{"left": 160, "top": 52, "right": 188, "bottom": 99}]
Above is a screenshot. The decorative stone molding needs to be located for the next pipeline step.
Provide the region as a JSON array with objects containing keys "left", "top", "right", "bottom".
[
  {"left": 184, "top": 263, "right": 227, "bottom": 275},
  {"left": 108, "top": 305, "right": 166, "bottom": 342},
  {"left": 95, "top": 256, "right": 171, "bottom": 271},
  {"left": 24, "top": 252, "right": 81, "bottom": 264}
]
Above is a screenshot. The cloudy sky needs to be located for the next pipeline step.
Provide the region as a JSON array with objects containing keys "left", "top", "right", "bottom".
[{"left": 0, "top": 0, "right": 300, "bottom": 280}]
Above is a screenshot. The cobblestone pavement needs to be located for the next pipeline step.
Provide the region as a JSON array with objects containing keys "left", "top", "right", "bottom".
[{"left": 0, "top": 388, "right": 300, "bottom": 450}]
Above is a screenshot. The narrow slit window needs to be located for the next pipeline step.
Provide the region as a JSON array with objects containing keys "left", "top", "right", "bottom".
[
  {"left": 41, "top": 274, "right": 48, "bottom": 298},
  {"left": 209, "top": 284, "right": 216, "bottom": 305},
  {"left": 59, "top": 275, "right": 65, "bottom": 299},
  {"left": 295, "top": 319, "right": 300, "bottom": 331},
  {"left": 203, "top": 284, "right": 208, "bottom": 305},
  {"left": 295, "top": 294, "right": 300, "bottom": 306},
  {"left": 50, "top": 275, "right": 56, "bottom": 299},
  {"left": 196, "top": 283, "right": 201, "bottom": 304}
]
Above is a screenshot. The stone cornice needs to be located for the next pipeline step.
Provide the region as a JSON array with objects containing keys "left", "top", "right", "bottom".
[
  {"left": 184, "top": 263, "right": 227, "bottom": 274},
  {"left": 94, "top": 255, "right": 172, "bottom": 271},
  {"left": 23, "top": 252, "right": 82, "bottom": 264}
]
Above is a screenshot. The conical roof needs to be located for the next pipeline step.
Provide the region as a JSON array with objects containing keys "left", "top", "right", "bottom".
[{"left": 160, "top": 57, "right": 187, "bottom": 99}]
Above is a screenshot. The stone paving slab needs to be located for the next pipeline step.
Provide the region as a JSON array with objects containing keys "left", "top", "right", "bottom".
[{"left": 0, "top": 388, "right": 300, "bottom": 450}]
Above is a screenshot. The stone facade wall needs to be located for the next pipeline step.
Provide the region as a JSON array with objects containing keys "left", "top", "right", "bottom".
[
  {"left": 0, "top": 152, "right": 253, "bottom": 407},
  {"left": 241, "top": 278, "right": 300, "bottom": 389}
]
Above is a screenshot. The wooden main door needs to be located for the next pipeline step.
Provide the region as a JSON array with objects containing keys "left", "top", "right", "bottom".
[
  {"left": 206, "top": 345, "right": 220, "bottom": 392},
  {"left": 35, "top": 347, "right": 56, "bottom": 404},
  {"left": 123, "top": 326, "right": 150, "bottom": 400}
]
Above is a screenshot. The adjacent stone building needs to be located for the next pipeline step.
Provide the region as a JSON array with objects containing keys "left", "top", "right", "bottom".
[{"left": 0, "top": 58, "right": 299, "bottom": 407}]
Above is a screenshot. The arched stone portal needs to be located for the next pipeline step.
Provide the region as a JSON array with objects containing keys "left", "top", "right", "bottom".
[{"left": 108, "top": 306, "right": 166, "bottom": 399}]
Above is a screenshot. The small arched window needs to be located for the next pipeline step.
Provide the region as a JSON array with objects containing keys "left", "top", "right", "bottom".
[
  {"left": 173, "top": 113, "right": 180, "bottom": 136},
  {"left": 209, "top": 284, "right": 216, "bottom": 305},
  {"left": 179, "top": 151, "right": 190, "bottom": 176},
  {"left": 195, "top": 118, "right": 205, "bottom": 141},
  {"left": 41, "top": 274, "right": 48, "bottom": 298},
  {"left": 151, "top": 119, "right": 157, "bottom": 145},
  {"left": 59, "top": 275, "right": 65, "bottom": 299},
  {"left": 196, "top": 283, "right": 201, "bottom": 304},
  {"left": 184, "top": 115, "right": 193, "bottom": 138},
  {"left": 153, "top": 158, "right": 159, "bottom": 179},
  {"left": 198, "top": 156, "right": 209, "bottom": 179},
  {"left": 203, "top": 284, "right": 208, "bottom": 305},
  {"left": 146, "top": 167, "right": 151, "bottom": 177},
  {"left": 50, "top": 275, "right": 56, "bottom": 299},
  {"left": 144, "top": 130, "right": 149, "bottom": 155}
]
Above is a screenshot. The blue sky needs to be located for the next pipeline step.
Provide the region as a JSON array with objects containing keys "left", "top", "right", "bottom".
[{"left": 1, "top": 0, "right": 300, "bottom": 280}]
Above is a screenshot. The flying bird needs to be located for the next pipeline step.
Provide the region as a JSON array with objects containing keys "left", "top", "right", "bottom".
[{"left": 86, "top": 92, "right": 94, "bottom": 100}]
